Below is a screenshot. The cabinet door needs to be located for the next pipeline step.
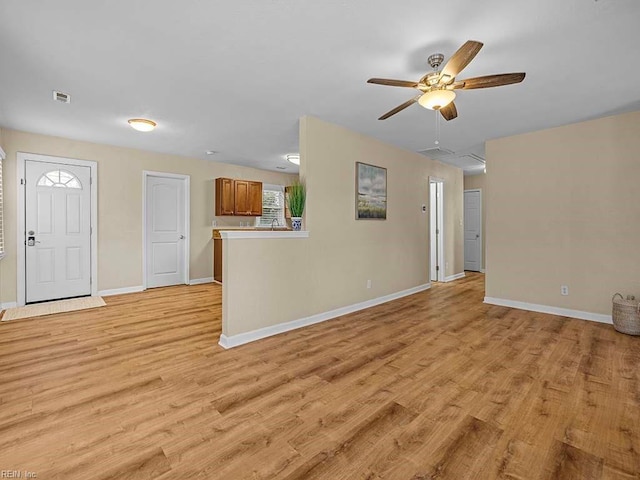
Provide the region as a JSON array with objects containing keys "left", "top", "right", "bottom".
[
  {"left": 215, "top": 178, "right": 235, "bottom": 216},
  {"left": 234, "top": 180, "right": 250, "bottom": 215},
  {"left": 248, "top": 181, "right": 263, "bottom": 216}
]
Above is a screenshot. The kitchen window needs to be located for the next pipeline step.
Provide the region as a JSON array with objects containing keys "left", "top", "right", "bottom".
[{"left": 255, "top": 184, "right": 285, "bottom": 227}]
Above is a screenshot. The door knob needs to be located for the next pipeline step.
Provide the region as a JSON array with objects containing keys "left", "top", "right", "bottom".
[
  {"left": 179, "top": 235, "right": 185, "bottom": 239},
  {"left": 476, "top": 234, "right": 480, "bottom": 239}
]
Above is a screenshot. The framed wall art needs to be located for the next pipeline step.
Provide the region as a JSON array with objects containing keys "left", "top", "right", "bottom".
[{"left": 356, "top": 162, "right": 387, "bottom": 220}]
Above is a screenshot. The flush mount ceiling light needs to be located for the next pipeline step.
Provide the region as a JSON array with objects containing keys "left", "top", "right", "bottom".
[
  {"left": 128, "top": 118, "right": 157, "bottom": 132},
  {"left": 206, "top": 150, "right": 218, "bottom": 155},
  {"left": 286, "top": 154, "right": 300, "bottom": 165},
  {"left": 418, "top": 89, "right": 456, "bottom": 111}
]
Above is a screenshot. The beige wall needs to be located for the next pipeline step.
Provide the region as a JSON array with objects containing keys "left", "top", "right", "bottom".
[
  {"left": 464, "top": 173, "right": 486, "bottom": 270},
  {"left": 0, "top": 128, "right": 295, "bottom": 303},
  {"left": 223, "top": 116, "right": 464, "bottom": 337},
  {"left": 486, "top": 110, "right": 640, "bottom": 315}
]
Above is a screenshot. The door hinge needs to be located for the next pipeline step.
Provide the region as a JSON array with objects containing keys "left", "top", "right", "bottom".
[
  {"left": 90, "top": 177, "right": 93, "bottom": 185},
  {"left": 436, "top": 228, "right": 439, "bottom": 234},
  {"left": 436, "top": 266, "right": 440, "bottom": 271},
  {"left": 90, "top": 226, "right": 93, "bottom": 235},
  {"left": 20, "top": 178, "right": 25, "bottom": 185}
]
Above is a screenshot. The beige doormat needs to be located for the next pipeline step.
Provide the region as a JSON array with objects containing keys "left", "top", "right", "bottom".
[{"left": 1, "top": 296, "right": 106, "bottom": 322}]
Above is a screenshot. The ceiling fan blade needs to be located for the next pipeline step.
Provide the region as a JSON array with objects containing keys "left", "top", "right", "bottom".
[
  {"left": 378, "top": 96, "right": 420, "bottom": 120},
  {"left": 439, "top": 102, "right": 458, "bottom": 121},
  {"left": 439, "top": 40, "right": 484, "bottom": 82},
  {"left": 456, "top": 72, "right": 526, "bottom": 90},
  {"left": 368, "top": 78, "right": 418, "bottom": 88}
]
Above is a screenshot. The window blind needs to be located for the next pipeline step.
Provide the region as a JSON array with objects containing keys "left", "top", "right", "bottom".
[{"left": 256, "top": 184, "right": 285, "bottom": 227}]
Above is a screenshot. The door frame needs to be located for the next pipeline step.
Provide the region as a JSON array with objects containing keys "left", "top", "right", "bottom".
[
  {"left": 464, "top": 188, "right": 483, "bottom": 272},
  {"left": 16, "top": 152, "right": 98, "bottom": 307},
  {"left": 429, "top": 176, "right": 445, "bottom": 282},
  {"left": 142, "top": 171, "right": 190, "bottom": 289}
]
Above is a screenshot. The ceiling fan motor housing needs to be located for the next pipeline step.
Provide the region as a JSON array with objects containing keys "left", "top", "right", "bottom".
[{"left": 428, "top": 53, "right": 444, "bottom": 70}]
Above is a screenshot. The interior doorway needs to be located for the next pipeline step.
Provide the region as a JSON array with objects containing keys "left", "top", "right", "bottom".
[
  {"left": 464, "top": 189, "right": 482, "bottom": 272},
  {"left": 429, "top": 178, "right": 445, "bottom": 282},
  {"left": 143, "top": 171, "right": 190, "bottom": 289}
]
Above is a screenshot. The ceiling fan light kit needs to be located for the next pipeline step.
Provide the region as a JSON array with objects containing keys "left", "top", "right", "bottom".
[
  {"left": 368, "top": 40, "right": 526, "bottom": 121},
  {"left": 418, "top": 89, "right": 456, "bottom": 110}
]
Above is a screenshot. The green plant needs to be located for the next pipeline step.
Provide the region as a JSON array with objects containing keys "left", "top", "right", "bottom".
[{"left": 287, "top": 180, "right": 306, "bottom": 217}]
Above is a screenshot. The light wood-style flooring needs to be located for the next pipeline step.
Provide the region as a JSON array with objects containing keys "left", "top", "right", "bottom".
[{"left": 0, "top": 273, "right": 639, "bottom": 479}]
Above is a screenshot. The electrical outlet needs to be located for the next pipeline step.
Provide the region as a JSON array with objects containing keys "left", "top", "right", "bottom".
[
  {"left": 366, "top": 279, "right": 372, "bottom": 289},
  {"left": 561, "top": 285, "right": 569, "bottom": 296}
]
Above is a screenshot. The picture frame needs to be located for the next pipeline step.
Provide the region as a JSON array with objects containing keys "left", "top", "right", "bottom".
[{"left": 356, "top": 162, "right": 387, "bottom": 220}]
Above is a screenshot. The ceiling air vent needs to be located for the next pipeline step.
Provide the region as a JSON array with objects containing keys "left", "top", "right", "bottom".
[
  {"left": 52, "top": 90, "right": 71, "bottom": 103},
  {"left": 461, "top": 153, "right": 486, "bottom": 165},
  {"left": 418, "top": 147, "right": 455, "bottom": 162}
]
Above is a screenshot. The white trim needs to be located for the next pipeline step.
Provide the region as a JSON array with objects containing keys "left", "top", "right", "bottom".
[
  {"left": 0, "top": 146, "right": 6, "bottom": 160},
  {"left": 445, "top": 272, "right": 466, "bottom": 283},
  {"left": 219, "top": 283, "right": 431, "bottom": 349},
  {"left": 1, "top": 302, "right": 18, "bottom": 310},
  {"left": 16, "top": 153, "right": 98, "bottom": 307},
  {"left": 189, "top": 277, "right": 214, "bottom": 285},
  {"left": 220, "top": 230, "right": 309, "bottom": 240},
  {"left": 464, "top": 188, "right": 483, "bottom": 272},
  {"left": 483, "top": 297, "right": 612, "bottom": 324},
  {"left": 429, "top": 177, "right": 445, "bottom": 282},
  {"left": 142, "top": 171, "right": 190, "bottom": 289},
  {"left": 98, "top": 285, "right": 145, "bottom": 297}
]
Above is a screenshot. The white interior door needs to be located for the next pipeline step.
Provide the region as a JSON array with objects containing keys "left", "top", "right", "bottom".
[
  {"left": 25, "top": 161, "right": 92, "bottom": 303},
  {"left": 430, "top": 183, "right": 438, "bottom": 282},
  {"left": 430, "top": 181, "right": 444, "bottom": 282},
  {"left": 145, "top": 175, "right": 187, "bottom": 288},
  {"left": 464, "top": 189, "right": 482, "bottom": 272}
]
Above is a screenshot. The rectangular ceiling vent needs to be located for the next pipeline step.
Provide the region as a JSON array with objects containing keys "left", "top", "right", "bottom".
[
  {"left": 418, "top": 147, "right": 455, "bottom": 161},
  {"left": 52, "top": 90, "right": 71, "bottom": 103},
  {"left": 461, "top": 153, "right": 486, "bottom": 164}
]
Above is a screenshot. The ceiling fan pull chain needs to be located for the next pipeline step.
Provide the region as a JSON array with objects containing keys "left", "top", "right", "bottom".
[{"left": 435, "top": 111, "right": 440, "bottom": 146}]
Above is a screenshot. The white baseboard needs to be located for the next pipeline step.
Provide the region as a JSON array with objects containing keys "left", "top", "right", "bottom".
[
  {"left": 219, "top": 283, "right": 432, "bottom": 349},
  {"left": 483, "top": 297, "right": 612, "bottom": 325},
  {"left": 0, "top": 302, "right": 18, "bottom": 310},
  {"left": 480, "top": 269, "right": 485, "bottom": 274},
  {"left": 98, "top": 285, "right": 145, "bottom": 297},
  {"left": 189, "top": 277, "right": 214, "bottom": 285},
  {"left": 445, "top": 272, "right": 466, "bottom": 283}
]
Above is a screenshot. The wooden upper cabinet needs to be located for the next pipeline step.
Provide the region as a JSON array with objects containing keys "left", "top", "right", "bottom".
[
  {"left": 234, "top": 180, "right": 250, "bottom": 215},
  {"left": 215, "top": 178, "right": 262, "bottom": 216},
  {"left": 248, "top": 181, "right": 263, "bottom": 216},
  {"left": 215, "top": 178, "right": 235, "bottom": 216}
]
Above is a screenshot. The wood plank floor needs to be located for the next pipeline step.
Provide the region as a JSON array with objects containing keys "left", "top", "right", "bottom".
[{"left": 0, "top": 273, "right": 639, "bottom": 479}]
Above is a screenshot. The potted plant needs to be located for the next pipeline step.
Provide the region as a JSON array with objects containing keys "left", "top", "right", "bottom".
[{"left": 287, "top": 180, "right": 306, "bottom": 231}]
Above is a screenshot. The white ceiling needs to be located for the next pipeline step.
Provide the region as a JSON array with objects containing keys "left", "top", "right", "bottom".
[{"left": 1, "top": 0, "right": 639, "bottom": 174}]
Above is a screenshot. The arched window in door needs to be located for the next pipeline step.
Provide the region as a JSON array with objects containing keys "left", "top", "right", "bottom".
[{"left": 37, "top": 170, "right": 82, "bottom": 189}]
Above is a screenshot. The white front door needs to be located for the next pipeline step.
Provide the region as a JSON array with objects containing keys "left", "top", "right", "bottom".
[
  {"left": 464, "top": 190, "right": 482, "bottom": 272},
  {"left": 145, "top": 175, "right": 187, "bottom": 288},
  {"left": 25, "top": 161, "right": 92, "bottom": 303}
]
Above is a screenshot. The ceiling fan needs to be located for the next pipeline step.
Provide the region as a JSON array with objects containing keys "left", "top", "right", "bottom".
[{"left": 368, "top": 40, "right": 525, "bottom": 121}]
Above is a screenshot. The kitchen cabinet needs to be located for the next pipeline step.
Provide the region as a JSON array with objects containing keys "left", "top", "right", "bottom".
[
  {"left": 215, "top": 178, "right": 235, "bottom": 216},
  {"left": 215, "top": 178, "right": 262, "bottom": 216},
  {"left": 234, "top": 180, "right": 262, "bottom": 216}
]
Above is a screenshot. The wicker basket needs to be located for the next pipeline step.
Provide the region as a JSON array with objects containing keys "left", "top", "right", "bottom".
[{"left": 612, "top": 293, "right": 640, "bottom": 335}]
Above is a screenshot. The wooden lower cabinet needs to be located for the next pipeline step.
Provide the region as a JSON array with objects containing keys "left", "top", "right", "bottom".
[{"left": 213, "top": 237, "right": 223, "bottom": 283}]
